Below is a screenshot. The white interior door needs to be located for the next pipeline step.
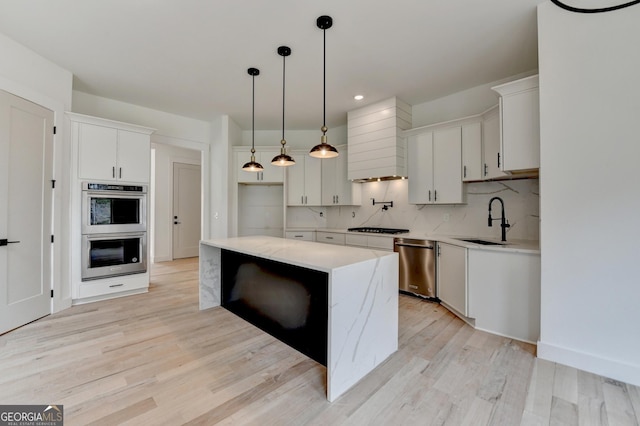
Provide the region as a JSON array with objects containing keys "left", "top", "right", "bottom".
[
  {"left": 173, "top": 162, "right": 201, "bottom": 259},
  {"left": 0, "top": 90, "right": 53, "bottom": 334}
]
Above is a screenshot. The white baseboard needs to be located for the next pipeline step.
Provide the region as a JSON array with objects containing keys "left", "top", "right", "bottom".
[
  {"left": 537, "top": 340, "right": 640, "bottom": 387},
  {"left": 153, "top": 255, "right": 172, "bottom": 263}
]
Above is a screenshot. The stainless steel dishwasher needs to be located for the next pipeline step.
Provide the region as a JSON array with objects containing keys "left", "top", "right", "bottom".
[{"left": 393, "top": 237, "right": 436, "bottom": 298}]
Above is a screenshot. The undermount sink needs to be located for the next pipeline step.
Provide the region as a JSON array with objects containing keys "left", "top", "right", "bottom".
[{"left": 457, "top": 238, "right": 506, "bottom": 246}]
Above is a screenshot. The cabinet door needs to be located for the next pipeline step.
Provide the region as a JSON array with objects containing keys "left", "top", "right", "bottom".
[
  {"left": 407, "top": 132, "right": 433, "bottom": 204},
  {"left": 286, "top": 156, "right": 306, "bottom": 206},
  {"left": 501, "top": 88, "right": 540, "bottom": 171},
  {"left": 304, "top": 155, "right": 322, "bottom": 205},
  {"left": 437, "top": 243, "right": 467, "bottom": 316},
  {"left": 260, "top": 150, "right": 285, "bottom": 183},
  {"left": 433, "top": 127, "right": 463, "bottom": 204},
  {"left": 117, "top": 130, "right": 150, "bottom": 183},
  {"left": 462, "top": 122, "right": 482, "bottom": 182},
  {"left": 482, "top": 109, "right": 508, "bottom": 180},
  {"left": 78, "top": 123, "right": 118, "bottom": 181},
  {"left": 321, "top": 157, "right": 338, "bottom": 205}
]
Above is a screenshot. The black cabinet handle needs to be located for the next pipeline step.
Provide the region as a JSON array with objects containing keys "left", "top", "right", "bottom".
[{"left": 0, "top": 239, "right": 20, "bottom": 246}]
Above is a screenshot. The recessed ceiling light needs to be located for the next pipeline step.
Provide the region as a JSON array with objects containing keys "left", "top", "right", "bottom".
[{"left": 354, "top": 95, "right": 364, "bottom": 101}]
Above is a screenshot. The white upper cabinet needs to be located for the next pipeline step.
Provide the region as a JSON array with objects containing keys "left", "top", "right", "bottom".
[
  {"left": 407, "top": 125, "right": 464, "bottom": 204},
  {"left": 492, "top": 75, "right": 540, "bottom": 172},
  {"left": 322, "top": 145, "right": 362, "bottom": 206},
  {"left": 235, "top": 148, "right": 284, "bottom": 184},
  {"left": 482, "top": 106, "right": 508, "bottom": 180},
  {"left": 73, "top": 114, "right": 154, "bottom": 184},
  {"left": 287, "top": 152, "right": 321, "bottom": 206},
  {"left": 461, "top": 121, "right": 482, "bottom": 182}
]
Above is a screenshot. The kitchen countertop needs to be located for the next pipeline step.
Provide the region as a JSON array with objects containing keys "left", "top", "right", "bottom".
[
  {"left": 201, "top": 235, "right": 397, "bottom": 273},
  {"left": 285, "top": 228, "right": 540, "bottom": 254},
  {"left": 199, "top": 236, "right": 398, "bottom": 402}
]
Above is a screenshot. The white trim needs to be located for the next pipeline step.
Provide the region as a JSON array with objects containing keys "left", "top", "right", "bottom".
[
  {"left": 537, "top": 341, "right": 640, "bottom": 387},
  {"left": 66, "top": 112, "right": 155, "bottom": 134}
]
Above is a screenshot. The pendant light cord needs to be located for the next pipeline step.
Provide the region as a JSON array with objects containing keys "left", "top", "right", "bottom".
[
  {"left": 252, "top": 73, "right": 255, "bottom": 150},
  {"left": 550, "top": 0, "right": 640, "bottom": 13},
  {"left": 282, "top": 52, "right": 286, "bottom": 141},
  {"left": 323, "top": 27, "right": 326, "bottom": 131}
]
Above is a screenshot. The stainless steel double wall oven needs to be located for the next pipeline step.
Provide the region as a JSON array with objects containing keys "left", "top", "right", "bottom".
[{"left": 81, "top": 182, "right": 148, "bottom": 280}]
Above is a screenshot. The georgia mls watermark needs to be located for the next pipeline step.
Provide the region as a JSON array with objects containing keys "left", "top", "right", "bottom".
[{"left": 0, "top": 405, "right": 63, "bottom": 426}]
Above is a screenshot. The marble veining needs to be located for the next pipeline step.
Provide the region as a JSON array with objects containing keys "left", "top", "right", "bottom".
[
  {"left": 288, "top": 179, "right": 539, "bottom": 241},
  {"left": 199, "top": 236, "right": 398, "bottom": 402}
]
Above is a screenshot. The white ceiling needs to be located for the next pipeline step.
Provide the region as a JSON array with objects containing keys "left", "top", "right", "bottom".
[{"left": 0, "top": 0, "right": 540, "bottom": 130}]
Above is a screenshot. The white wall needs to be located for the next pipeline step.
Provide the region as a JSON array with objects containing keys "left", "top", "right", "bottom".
[
  {"left": 538, "top": 3, "right": 640, "bottom": 386},
  {"left": 0, "top": 31, "right": 73, "bottom": 312},
  {"left": 411, "top": 71, "right": 536, "bottom": 127}
]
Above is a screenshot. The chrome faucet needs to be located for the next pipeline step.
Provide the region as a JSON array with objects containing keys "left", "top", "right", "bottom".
[{"left": 488, "top": 196, "right": 510, "bottom": 242}]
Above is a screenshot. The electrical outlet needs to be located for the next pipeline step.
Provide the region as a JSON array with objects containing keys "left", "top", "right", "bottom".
[{"left": 443, "top": 213, "right": 450, "bottom": 222}]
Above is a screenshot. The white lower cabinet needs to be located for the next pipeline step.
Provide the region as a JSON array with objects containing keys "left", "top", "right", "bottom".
[
  {"left": 436, "top": 243, "right": 468, "bottom": 316},
  {"left": 285, "top": 231, "right": 315, "bottom": 241},
  {"left": 316, "top": 231, "right": 346, "bottom": 245},
  {"left": 345, "top": 234, "right": 394, "bottom": 251},
  {"left": 77, "top": 272, "right": 149, "bottom": 302},
  {"left": 436, "top": 241, "right": 541, "bottom": 343}
]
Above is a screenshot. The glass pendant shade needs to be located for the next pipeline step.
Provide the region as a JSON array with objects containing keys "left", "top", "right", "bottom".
[
  {"left": 310, "top": 15, "right": 339, "bottom": 159},
  {"left": 272, "top": 46, "right": 295, "bottom": 167},
  {"left": 243, "top": 67, "right": 263, "bottom": 172}
]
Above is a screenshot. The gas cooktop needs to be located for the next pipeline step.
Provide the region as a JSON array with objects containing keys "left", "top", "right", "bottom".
[{"left": 347, "top": 227, "right": 410, "bottom": 235}]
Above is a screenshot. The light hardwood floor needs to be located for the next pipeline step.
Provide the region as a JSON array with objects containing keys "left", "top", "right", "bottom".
[{"left": 1, "top": 258, "right": 638, "bottom": 425}]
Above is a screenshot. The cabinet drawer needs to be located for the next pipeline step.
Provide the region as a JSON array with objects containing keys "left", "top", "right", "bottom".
[
  {"left": 285, "top": 231, "right": 315, "bottom": 241},
  {"left": 316, "top": 232, "right": 345, "bottom": 245},
  {"left": 78, "top": 273, "right": 148, "bottom": 299}
]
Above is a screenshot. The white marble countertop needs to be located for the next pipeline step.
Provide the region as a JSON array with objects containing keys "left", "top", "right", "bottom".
[
  {"left": 284, "top": 228, "right": 540, "bottom": 254},
  {"left": 201, "top": 236, "right": 397, "bottom": 273}
]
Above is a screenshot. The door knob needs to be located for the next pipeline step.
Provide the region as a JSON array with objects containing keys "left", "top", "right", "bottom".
[{"left": 0, "top": 239, "right": 20, "bottom": 246}]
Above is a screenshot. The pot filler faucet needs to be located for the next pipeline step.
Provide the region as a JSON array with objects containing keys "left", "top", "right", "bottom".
[{"left": 488, "top": 196, "right": 510, "bottom": 242}]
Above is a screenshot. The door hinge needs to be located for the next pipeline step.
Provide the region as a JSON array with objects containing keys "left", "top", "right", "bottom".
[
  {"left": 51, "top": 179, "right": 56, "bottom": 189},
  {"left": 51, "top": 235, "right": 54, "bottom": 243},
  {"left": 53, "top": 126, "right": 57, "bottom": 135},
  {"left": 51, "top": 289, "right": 54, "bottom": 298}
]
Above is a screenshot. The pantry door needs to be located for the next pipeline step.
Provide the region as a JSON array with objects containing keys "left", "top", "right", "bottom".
[
  {"left": 0, "top": 89, "right": 53, "bottom": 334},
  {"left": 172, "top": 162, "right": 201, "bottom": 259}
]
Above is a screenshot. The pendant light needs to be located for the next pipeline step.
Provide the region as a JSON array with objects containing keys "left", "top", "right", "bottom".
[
  {"left": 310, "top": 15, "right": 339, "bottom": 159},
  {"left": 271, "top": 46, "right": 295, "bottom": 166},
  {"left": 242, "top": 67, "right": 264, "bottom": 172}
]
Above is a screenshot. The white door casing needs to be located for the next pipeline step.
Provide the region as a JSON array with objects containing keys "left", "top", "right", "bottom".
[
  {"left": 0, "top": 90, "right": 53, "bottom": 334},
  {"left": 172, "top": 162, "right": 201, "bottom": 259}
]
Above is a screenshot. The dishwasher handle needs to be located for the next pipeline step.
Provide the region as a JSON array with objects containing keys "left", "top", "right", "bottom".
[{"left": 394, "top": 242, "right": 434, "bottom": 249}]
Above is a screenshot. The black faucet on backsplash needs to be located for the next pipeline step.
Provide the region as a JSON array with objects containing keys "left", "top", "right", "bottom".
[{"left": 488, "top": 196, "right": 510, "bottom": 242}]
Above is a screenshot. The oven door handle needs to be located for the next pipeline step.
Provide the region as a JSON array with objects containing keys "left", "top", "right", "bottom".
[{"left": 395, "top": 243, "right": 434, "bottom": 249}]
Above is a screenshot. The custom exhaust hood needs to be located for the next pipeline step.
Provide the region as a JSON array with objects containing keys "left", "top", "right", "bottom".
[{"left": 347, "top": 97, "right": 412, "bottom": 182}]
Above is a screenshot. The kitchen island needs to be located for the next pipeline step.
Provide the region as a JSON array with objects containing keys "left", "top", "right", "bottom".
[{"left": 199, "top": 236, "right": 399, "bottom": 402}]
